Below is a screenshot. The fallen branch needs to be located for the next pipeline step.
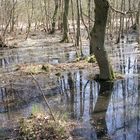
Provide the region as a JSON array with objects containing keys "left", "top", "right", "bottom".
[{"left": 30, "top": 73, "right": 56, "bottom": 122}]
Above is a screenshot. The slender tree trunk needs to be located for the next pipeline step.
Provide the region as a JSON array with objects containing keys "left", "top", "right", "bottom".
[
  {"left": 50, "top": 0, "right": 59, "bottom": 34},
  {"left": 79, "top": 0, "right": 90, "bottom": 39},
  {"left": 136, "top": 1, "right": 140, "bottom": 44},
  {"left": 88, "top": 0, "right": 91, "bottom": 30},
  {"left": 60, "top": 0, "right": 70, "bottom": 43},
  {"left": 116, "top": 0, "right": 124, "bottom": 43},
  {"left": 43, "top": 0, "right": 49, "bottom": 31},
  {"left": 10, "top": 0, "right": 16, "bottom": 32},
  {"left": 0, "top": 35, "right": 6, "bottom": 47},
  {"left": 2, "top": 1, "right": 17, "bottom": 41},
  {"left": 76, "top": 0, "right": 80, "bottom": 46},
  {"left": 25, "top": 0, "right": 34, "bottom": 40},
  {"left": 90, "top": 0, "right": 114, "bottom": 80},
  {"left": 57, "top": 0, "right": 62, "bottom": 30}
]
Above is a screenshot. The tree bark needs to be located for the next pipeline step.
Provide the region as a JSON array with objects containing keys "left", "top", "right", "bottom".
[
  {"left": 136, "top": 1, "right": 140, "bottom": 44},
  {"left": 76, "top": 0, "right": 80, "bottom": 46},
  {"left": 0, "top": 35, "right": 7, "bottom": 48},
  {"left": 49, "top": 0, "right": 59, "bottom": 34},
  {"left": 90, "top": 0, "right": 114, "bottom": 80},
  {"left": 60, "top": 0, "right": 70, "bottom": 43}
]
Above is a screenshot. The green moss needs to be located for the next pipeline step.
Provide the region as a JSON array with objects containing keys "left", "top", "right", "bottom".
[
  {"left": 114, "top": 72, "right": 124, "bottom": 79},
  {"left": 111, "top": 70, "right": 115, "bottom": 80},
  {"left": 55, "top": 72, "right": 61, "bottom": 77},
  {"left": 74, "top": 55, "right": 96, "bottom": 63},
  {"left": 87, "top": 55, "right": 96, "bottom": 63},
  {"left": 22, "top": 64, "right": 53, "bottom": 74},
  {"left": 41, "top": 65, "right": 50, "bottom": 72}
]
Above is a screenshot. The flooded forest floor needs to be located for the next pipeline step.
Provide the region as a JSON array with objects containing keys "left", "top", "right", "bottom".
[{"left": 0, "top": 30, "right": 140, "bottom": 140}]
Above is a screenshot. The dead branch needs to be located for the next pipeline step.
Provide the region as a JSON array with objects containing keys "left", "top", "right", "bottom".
[
  {"left": 109, "top": 3, "right": 138, "bottom": 15},
  {"left": 82, "top": 12, "right": 95, "bottom": 22},
  {"left": 30, "top": 73, "right": 56, "bottom": 122}
]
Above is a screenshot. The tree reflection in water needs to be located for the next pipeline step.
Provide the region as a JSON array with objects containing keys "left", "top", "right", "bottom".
[
  {"left": 59, "top": 70, "right": 114, "bottom": 139},
  {"left": 58, "top": 69, "right": 140, "bottom": 140},
  {"left": 93, "top": 81, "right": 114, "bottom": 139}
]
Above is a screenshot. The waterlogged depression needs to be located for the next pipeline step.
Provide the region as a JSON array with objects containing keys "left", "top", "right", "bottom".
[{"left": 0, "top": 34, "right": 140, "bottom": 140}]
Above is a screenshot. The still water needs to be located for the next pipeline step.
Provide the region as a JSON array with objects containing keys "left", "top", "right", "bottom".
[{"left": 0, "top": 35, "right": 140, "bottom": 139}]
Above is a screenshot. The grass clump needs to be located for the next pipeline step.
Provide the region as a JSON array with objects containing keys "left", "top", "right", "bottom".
[
  {"left": 20, "top": 64, "right": 54, "bottom": 74},
  {"left": 18, "top": 114, "right": 70, "bottom": 140},
  {"left": 74, "top": 55, "right": 96, "bottom": 63},
  {"left": 87, "top": 55, "right": 96, "bottom": 63}
]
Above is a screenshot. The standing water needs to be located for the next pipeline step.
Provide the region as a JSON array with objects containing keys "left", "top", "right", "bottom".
[{"left": 0, "top": 34, "right": 140, "bottom": 140}]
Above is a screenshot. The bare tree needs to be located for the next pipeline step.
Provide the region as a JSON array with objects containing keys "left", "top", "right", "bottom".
[
  {"left": 49, "top": 0, "right": 59, "bottom": 34},
  {"left": 90, "top": 0, "right": 114, "bottom": 80},
  {"left": 60, "top": 0, "right": 70, "bottom": 43}
]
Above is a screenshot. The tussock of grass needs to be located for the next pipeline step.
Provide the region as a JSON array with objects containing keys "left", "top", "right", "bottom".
[
  {"left": 20, "top": 64, "right": 54, "bottom": 74},
  {"left": 18, "top": 114, "right": 71, "bottom": 140},
  {"left": 74, "top": 55, "right": 96, "bottom": 63}
]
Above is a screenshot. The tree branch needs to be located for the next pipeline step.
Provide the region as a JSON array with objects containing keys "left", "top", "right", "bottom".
[
  {"left": 109, "top": 3, "right": 138, "bottom": 15},
  {"left": 30, "top": 73, "right": 56, "bottom": 122}
]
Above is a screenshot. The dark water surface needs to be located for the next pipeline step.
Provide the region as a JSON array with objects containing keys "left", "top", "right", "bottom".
[{"left": 0, "top": 35, "right": 140, "bottom": 140}]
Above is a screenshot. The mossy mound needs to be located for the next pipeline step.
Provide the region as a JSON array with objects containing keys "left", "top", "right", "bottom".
[
  {"left": 87, "top": 55, "right": 96, "bottom": 63},
  {"left": 20, "top": 64, "right": 54, "bottom": 74},
  {"left": 18, "top": 114, "right": 70, "bottom": 140},
  {"left": 74, "top": 55, "right": 96, "bottom": 63}
]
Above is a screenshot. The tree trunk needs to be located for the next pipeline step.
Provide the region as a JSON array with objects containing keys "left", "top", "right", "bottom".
[
  {"left": 76, "top": 0, "right": 80, "bottom": 47},
  {"left": 90, "top": 0, "right": 114, "bottom": 80},
  {"left": 60, "top": 0, "right": 70, "bottom": 43},
  {"left": 49, "top": 0, "right": 59, "bottom": 34},
  {"left": 10, "top": 0, "right": 16, "bottom": 32},
  {"left": 0, "top": 35, "right": 7, "bottom": 48},
  {"left": 136, "top": 1, "right": 140, "bottom": 44},
  {"left": 88, "top": 0, "right": 91, "bottom": 30}
]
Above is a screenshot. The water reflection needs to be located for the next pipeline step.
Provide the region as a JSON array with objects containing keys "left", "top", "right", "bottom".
[
  {"left": 0, "top": 68, "right": 139, "bottom": 140},
  {"left": 93, "top": 81, "right": 114, "bottom": 139},
  {"left": 0, "top": 35, "right": 139, "bottom": 139},
  {"left": 0, "top": 45, "right": 88, "bottom": 73},
  {"left": 0, "top": 75, "right": 60, "bottom": 132},
  {"left": 110, "top": 40, "right": 139, "bottom": 75},
  {"left": 57, "top": 68, "right": 139, "bottom": 140},
  {"left": 58, "top": 71, "right": 98, "bottom": 121},
  {"left": 107, "top": 76, "right": 140, "bottom": 140}
]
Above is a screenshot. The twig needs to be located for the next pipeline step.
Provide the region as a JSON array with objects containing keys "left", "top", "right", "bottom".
[
  {"left": 82, "top": 12, "right": 95, "bottom": 22},
  {"left": 79, "top": 0, "right": 91, "bottom": 40},
  {"left": 30, "top": 73, "right": 56, "bottom": 122},
  {"left": 109, "top": 3, "right": 138, "bottom": 15},
  {"left": 2, "top": 1, "right": 17, "bottom": 37}
]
